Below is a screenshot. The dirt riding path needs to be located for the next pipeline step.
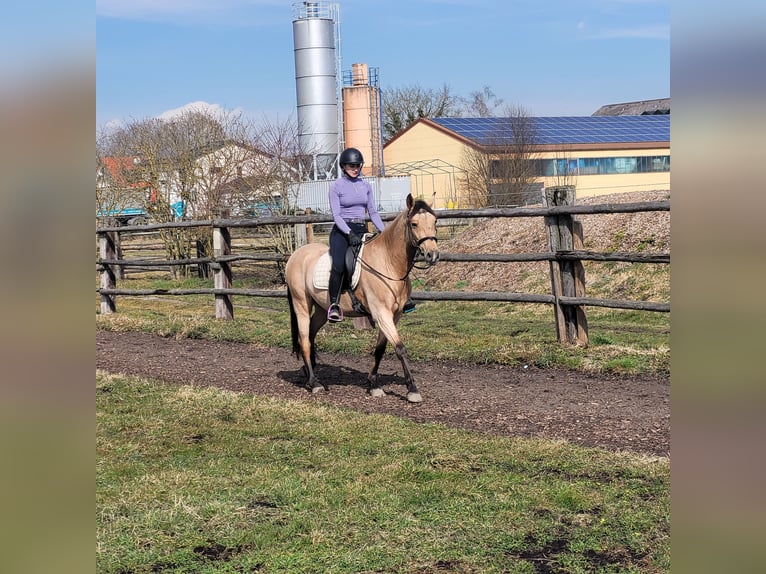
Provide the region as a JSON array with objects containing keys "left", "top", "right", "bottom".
[{"left": 97, "top": 330, "right": 669, "bottom": 457}]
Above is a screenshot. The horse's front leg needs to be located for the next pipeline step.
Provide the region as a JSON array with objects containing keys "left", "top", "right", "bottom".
[
  {"left": 374, "top": 316, "right": 422, "bottom": 403},
  {"left": 367, "top": 331, "right": 388, "bottom": 398},
  {"left": 393, "top": 342, "right": 421, "bottom": 403}
]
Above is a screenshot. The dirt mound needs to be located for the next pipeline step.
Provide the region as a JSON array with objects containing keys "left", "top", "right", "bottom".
[{"left": 416, "top": 190, "right": 670, "bottom": 294}]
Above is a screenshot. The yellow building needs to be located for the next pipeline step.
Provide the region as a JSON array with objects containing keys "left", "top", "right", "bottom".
[{"left": 383, "top": 115, "right": 670, "bottom": 209}]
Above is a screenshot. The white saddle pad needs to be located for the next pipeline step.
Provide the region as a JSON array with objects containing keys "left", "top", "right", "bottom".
[{"left": 313, "top": 235, "right": 369, "bottom": 291}]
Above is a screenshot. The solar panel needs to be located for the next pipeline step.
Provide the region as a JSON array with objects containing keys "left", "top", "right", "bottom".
[{"left": 432, "top": 115, "right": 669, "bottom": 146}]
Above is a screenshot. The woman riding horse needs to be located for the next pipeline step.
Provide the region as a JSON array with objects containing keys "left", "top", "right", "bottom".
[
  {"left": 326, "top": 147, "right": 386, "bottom": 322},
  {"left": 327, "top": 147, "right": 415, "bottom": 322},
  {"left": 285, "top": 193, "right": 438, "bottom": 403}
]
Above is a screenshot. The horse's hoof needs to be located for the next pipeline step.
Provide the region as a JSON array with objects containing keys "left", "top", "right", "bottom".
[
  {"left": 306, "top": 379, "right": 326, "bottom": 393},
  {"left": 369, "top": 388, "right": 386, "bottom": 398},
  {"left": 406, "top": 392, "right": 423, "bottom": 403}
]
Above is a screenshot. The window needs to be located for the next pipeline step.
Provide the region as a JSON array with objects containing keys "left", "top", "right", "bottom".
[
  {"left": 505, "top": 155, "right": 669, "bottom": 178},
  {"left": 578, "top": 158, "right": 599, "bottom": 175}
]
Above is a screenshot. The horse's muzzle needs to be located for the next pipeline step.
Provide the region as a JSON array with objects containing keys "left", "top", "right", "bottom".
[
  {"left": 417, "top": 247, "right": 440, "bottom": 266},
  {"left": 415, "top": 236, "right": 439, "bottom": 266}
]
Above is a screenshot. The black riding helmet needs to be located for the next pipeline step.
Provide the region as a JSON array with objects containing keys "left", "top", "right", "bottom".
[{"left": 339, "top": 147, "right": 364, "bottom": 167}]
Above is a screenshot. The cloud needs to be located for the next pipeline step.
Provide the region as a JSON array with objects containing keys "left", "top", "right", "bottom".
[
  {"left": 101, "top": 118, "right": 125, "bottom": 133},
  {"left": 156, "top": 101, "right": 244, "bottom": 122},
  {"left": 97, "top": 102, "right": 247, "bottom": 135}
]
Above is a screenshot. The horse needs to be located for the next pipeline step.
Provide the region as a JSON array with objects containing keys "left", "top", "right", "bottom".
[{"left": 284, "top": 194, "right": 439, "bottom": 403}]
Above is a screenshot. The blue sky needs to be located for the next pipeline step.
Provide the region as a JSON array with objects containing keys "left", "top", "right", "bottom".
[{"left": 96, "top": 0, "right": 669, "bottom": 129}]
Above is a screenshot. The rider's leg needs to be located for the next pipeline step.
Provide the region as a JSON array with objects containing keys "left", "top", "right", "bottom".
[
  {"left": 327, "top": 225, "right": 348, "bottom": 322},
  {"left": 327, "top": 267, "right": 344, "bottom": 322},
  {"left": 403, "top": 298, "right": 416, "bottom": 313}
]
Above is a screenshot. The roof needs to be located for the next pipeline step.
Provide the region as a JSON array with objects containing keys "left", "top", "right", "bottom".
[
  {"left": 592, "top": 98, "right": 670, "bottom": 116},
  {"left": 428, "top": 115, "right": 669, "bottom": 147},
  {"left": 99, "top": 156, "right": 150, "bottom": 189}
]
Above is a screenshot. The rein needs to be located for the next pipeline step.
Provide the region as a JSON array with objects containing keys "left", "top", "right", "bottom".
[{"left": 359, "top": 214, "right": 437, "bottom": 282}]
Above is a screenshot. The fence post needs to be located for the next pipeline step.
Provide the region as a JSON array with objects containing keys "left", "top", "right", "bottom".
[
  {"left": 544, "top": 185, "right": 589, "bottom": 346},
  {"left": 295, "top": 212, "right": 308, "bottom": 248},
  {"left": 114, "top": 230, "right": 125, "bottom": 279},
  {"left": 571, "top": 219, "right": 589, "bottom": 343},
  {"left": 98, "top": 231, "right": 117, "bottom": 314},
  {"left": 213, "top": 225, "right": 234, "bottom": 320},
  {"left": 305, "top": 208, "right": 314, "bottom": 244}
]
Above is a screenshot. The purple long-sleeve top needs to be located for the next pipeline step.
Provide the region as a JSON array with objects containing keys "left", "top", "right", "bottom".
[{"left": 328, "top": 175, "right": 386, "bottom": 234}]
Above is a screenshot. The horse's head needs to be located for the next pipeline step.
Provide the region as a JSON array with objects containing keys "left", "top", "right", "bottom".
[{"left": 406, "top": 194, "right": 439, "bottom": 266}]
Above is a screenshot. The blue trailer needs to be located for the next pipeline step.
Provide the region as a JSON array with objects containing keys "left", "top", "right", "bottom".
[{"left": 98, "top": 201, "right": 185, "bottom": 225}]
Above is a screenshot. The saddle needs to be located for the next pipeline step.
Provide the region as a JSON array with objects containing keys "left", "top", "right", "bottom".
[{"left": 312, "top": 234, "right": 371, "bottom": 291}]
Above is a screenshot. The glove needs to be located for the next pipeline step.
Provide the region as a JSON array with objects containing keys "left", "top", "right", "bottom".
[{"left": 348, "top": 231, "right": 363, "bottom": 246}]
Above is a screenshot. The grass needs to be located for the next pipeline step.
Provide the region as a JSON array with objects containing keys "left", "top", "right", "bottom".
[
  {"left": 97, "top": 275, "right": 669, "bottom": 376},
  {"left": 97, "top": 371, "right": 670, "bottom": 574}
]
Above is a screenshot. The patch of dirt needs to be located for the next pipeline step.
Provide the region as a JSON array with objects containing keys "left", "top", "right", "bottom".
[{"left": 97, "top": 330, "right": 669, "bottom": 457}]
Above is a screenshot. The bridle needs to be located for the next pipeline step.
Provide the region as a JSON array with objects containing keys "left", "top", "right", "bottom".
[{"left": 405, "top": 216, "right": 438, "bottom": 271}]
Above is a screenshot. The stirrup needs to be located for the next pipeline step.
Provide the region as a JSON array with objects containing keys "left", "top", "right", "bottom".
[
  {"left": 327, "top": 303, "right": 343, "bottom": 322},
  {"left": 402, "top": 299, "right": 416, "bottom": 314}
]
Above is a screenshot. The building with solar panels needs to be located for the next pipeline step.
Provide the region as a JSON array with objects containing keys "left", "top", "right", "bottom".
[{"left": 382, "top": 114, "right": 670, "bottom": 209}]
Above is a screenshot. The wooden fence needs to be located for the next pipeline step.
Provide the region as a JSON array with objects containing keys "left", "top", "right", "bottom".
[{"left": 97, "top": 186, "right": 670, "bottom": 345}]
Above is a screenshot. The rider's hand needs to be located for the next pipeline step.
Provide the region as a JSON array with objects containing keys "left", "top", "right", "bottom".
[{"left": 348, "top": 231, "right": 363, "bottom": 246}]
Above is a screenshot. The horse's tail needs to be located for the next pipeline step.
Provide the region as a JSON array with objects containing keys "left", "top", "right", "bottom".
[{"left": 286, "top": 287, "right": 300, "bottom": 357}]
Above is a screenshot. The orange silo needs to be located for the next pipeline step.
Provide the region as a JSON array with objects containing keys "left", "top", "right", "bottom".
[{"left": 342, "top": 63, "right": 384, "bottom": 177}]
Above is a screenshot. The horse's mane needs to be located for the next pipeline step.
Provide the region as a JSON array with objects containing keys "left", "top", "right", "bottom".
[{"left": 410, "top": 199, "right": 435, "bottom": 217}]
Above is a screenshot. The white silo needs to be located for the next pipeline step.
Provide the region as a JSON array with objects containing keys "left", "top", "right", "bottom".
[{"left": 292, "top": 2, "right": 341, "bottom": 181}]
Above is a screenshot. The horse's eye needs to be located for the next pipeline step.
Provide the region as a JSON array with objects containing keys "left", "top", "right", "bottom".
[{"left": 411, "top": 222, "right": 418, "bottom": 227}]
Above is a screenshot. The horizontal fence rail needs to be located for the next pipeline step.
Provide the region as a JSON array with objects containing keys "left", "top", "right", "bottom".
[
  {"left": 95, "top": 200, "right": 670, "bottom": 234},
  {"left": 97, "top": 192, "right": 670, "bottom": 344}
]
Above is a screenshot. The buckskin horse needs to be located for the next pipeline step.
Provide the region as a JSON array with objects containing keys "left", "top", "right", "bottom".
[{"left": 284, "top": 194, "right": 439, "bottom": 403}]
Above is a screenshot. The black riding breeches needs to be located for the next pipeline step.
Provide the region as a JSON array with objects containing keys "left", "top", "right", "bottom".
[{"left": 329, "top": 222, "right": 366, "bottom": 273}]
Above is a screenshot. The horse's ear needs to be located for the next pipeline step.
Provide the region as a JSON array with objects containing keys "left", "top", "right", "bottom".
[{"left": 406, "top": 194, "right": 414, "bottom": 210}]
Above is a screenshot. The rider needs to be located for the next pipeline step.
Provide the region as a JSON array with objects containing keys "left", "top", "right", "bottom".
[{"left": 327, "top": 147, "right": 387, "bottom": 322}]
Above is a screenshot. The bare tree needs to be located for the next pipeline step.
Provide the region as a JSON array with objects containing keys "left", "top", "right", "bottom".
[
  {"left": 459, "top": 140, "right": 493, "bottom": 208},
  {"left": 549, "top": 146, "right": 578, "bottom": 189},
  {"left": 215, "top": 114, "right": 309, "bottom": 278},
  {"left": 99, "top": 107, "right": 312, "bottom": 279},
  {"left": 249, "top": 116, "right": 306, "bottom": 255},
  {"left": 96, "top": 127, "right": 149, "bottom": 226},
  {"left": 462, "top": 85, "right": 504, "bottom": 118},
  {"left": 380, "top": 83, "right": 507, "bottom": 142},
  {"left": 380, "top": 83, "right": 463, "bottom": 142},
  {"left": 99, "top": 111, "right": 242, "bottom": 278},
  {"left": 107, "top": 117, "right": 195, "bottom": 277},
  {"left": 460, "top": 104, "right": 540, "bottom": 207},
  {"left": 162, "top": 112, "right": 225, "bottom": 222}
]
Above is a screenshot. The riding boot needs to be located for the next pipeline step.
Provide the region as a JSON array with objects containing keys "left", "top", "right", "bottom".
[{"left": 327, "top": 269, "right": 344, "bottom": 322}]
